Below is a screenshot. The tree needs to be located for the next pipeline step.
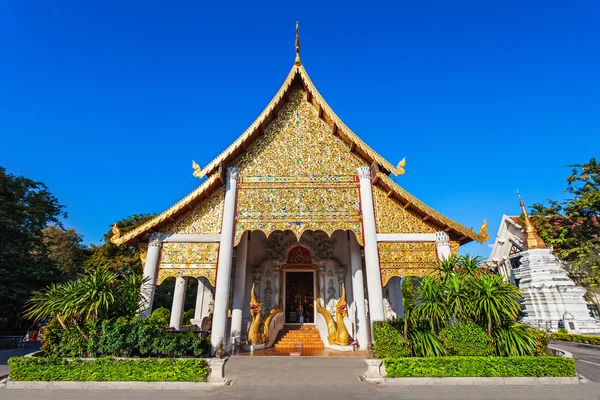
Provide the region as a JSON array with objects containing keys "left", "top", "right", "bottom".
[
  {"left": 0, "top": 167, "right": 65, "bottom": 329},
  {"left": 84, "top": 213, "right": 155, "bottom": 274},
  {"left": 42, "top": 226, "right": 90, "bottom": 278},
  {"left": 529, "top": 158, "right": 600, "bottom": 291}
]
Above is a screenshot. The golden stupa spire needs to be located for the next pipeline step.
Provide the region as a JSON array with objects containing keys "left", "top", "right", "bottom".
[
  {"left": 295, "top": 21, "right": 301, "bottom": 66},
  {"left": 517, "top": 190, "right": 546, "bottom": 250}
]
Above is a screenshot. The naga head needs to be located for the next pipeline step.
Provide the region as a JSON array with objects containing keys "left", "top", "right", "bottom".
[
  {"left": 336, "top": 283, "right": 348, "bottom": 317},
  {"left": 249, "top": 283, "right": 262, "bottom": 317}
]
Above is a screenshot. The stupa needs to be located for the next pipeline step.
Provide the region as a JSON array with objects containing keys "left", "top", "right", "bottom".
[{"left": 515, "top": 195, "right": 600, "bottom": 333}]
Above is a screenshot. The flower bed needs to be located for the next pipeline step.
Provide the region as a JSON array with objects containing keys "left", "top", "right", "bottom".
[
  {"left": 8, "top": 357, "right": 209, "bottom": 382},
  {"left": 551, "top": 332, "right": 600, "bottom": 345},
  {"left": 384, "top": 356, "right": 575, "bottom": 378}
]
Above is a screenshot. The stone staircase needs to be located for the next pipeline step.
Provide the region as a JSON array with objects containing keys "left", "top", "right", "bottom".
[{"left": 273, "top": 325, "right": 324, "bottom": 350}]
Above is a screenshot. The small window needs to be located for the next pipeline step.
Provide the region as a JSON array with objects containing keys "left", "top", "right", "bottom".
[{"left": 587, "top": 304, "right": 600, "bottom": 319}]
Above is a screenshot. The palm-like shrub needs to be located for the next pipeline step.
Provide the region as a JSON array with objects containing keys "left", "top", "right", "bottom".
[
  {"left": 25, "top": 269, "right": 148, "bottom": 328},
  {"left": 494, "top": 322, "right": 536, "bottom": 356},
  {"left": 414, "top": 277, "right": 448, "bottom": 333},
  {"left": 468, "top": 274, "right": 522, "bottom": 336}
]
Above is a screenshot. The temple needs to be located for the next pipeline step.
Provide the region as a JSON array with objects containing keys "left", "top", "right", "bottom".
[
  {"left": 488, "top": 195, "right": 600, "bottom": 333},
  {"left": 111, "top": 24, "right": 488, "bottom": 353}
]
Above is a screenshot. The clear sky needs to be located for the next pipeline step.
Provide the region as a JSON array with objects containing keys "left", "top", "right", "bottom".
[{"left": 1, "top": 1, "right": 598, "bottom": 257}]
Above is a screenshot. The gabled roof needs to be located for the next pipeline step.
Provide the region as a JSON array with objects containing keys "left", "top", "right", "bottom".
[
  {"left": 111, "top": 41, "right": 486, "bottom": 246},
  {"left": 194, "top": 64, "right": 406, "bottom": 180}
]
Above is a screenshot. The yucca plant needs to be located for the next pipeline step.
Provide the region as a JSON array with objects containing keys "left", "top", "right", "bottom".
[
  {"left": 414, "top": 276, "right": 449, "bottom": 333},
  {"left": 469, "top": 273, "right": 522, "bottom": 336},
  {"left": 494, "top": 322, "right": 536, "bottom": 356},
  {"left": 410, "top": 328, "right": 447, "bottom": 357}
]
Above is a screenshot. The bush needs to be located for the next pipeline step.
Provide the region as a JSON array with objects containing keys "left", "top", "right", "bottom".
[
  {"left": 149, "top": 307, "right": 170, "bottom": 326},
  {"left": 531, "top": 330, "right": 550, "bottom": 356},
  {"left": 8, "top": 357, "right": 209, "bottom": 382},
  {"left": 438, "top": 322, "right": 493, "bottom": 356},
  {"left": 41, "top": 316, "right": 209, "bottom": 358},
  {"left": 384, "top": 356, "right": 575, "bottom": 378},
  {"left": 182, "top": 309, "right": 195, "bottom": 325},
  {"left": 551, "top": 332, "right": 600, "bottom": 345},
  {"left": 373, "top": 322, "right": 412, "bottom": 358}
]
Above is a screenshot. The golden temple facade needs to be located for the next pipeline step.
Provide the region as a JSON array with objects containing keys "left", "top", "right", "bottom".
[{"left": 111, "top": 24, "right": 488, "bottom": 353}]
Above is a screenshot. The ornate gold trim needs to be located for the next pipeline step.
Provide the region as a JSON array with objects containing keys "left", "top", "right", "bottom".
[
  {"left": 111, "top": 173, "right": 220, "bottom": 245},
  {"left": 375, "top": 172, "right": 485, "bottom": 244}
]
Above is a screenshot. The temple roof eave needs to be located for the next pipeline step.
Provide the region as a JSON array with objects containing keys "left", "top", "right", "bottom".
[
  {"left": 111, "top": 173, "right": 222, "bottom": 246},
  {"left": 375, "top": 172, "right": 484, "bottom": 244}
]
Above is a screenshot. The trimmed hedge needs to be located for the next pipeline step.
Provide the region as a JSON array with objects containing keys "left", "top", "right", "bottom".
[
  {"left": 438, "top": 322, "right": 494, "bottom": 356},
  {"left": 373, "top": 322, "right": 412, "bottom": 358},
  {"left": 551, "top": 332, "right": 600, "bottom": 345},
  {"left": 384, "top": 356, "right": 575, "bottom": 378},
  {"left": 8, "top": 357, "right": 209, "bottom": 382}
]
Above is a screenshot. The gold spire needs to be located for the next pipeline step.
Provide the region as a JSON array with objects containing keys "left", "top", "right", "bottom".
[
  {"left": 518, "top": 191, "right": 546, "bottom": 250},
  {"left": 295, "top": 21, "right": 301, "bottom": 66}
]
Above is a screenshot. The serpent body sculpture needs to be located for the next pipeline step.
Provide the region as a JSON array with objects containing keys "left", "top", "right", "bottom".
[
  {"left": 316, "top": 283, "right": 350, "bottom": 346},
  {"left": 247, "top": 283, "right": 283, "bottom": 345}
]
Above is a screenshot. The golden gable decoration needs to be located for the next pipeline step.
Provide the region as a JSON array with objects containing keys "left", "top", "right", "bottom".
[
  {"left": 156, "top": 242, "right": 219, "bottom": 286},
  {"left": 379, "top": 242, "right": 438, "bottom": 286}
]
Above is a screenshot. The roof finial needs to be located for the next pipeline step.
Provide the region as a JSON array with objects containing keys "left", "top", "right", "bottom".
[
  {"left": 295, "top": 21, "right": 301, "bottom": 66},
  {"left": 517, "top": 190, "right": 546, "bottom": 250}
]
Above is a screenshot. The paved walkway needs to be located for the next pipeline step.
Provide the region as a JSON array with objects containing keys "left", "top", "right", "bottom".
[
  {"left": 2, "top": 356, "right": 600, "bottom": 399},
  {"left": 551, "top": 340, "right": 600, "bottom": 382}
]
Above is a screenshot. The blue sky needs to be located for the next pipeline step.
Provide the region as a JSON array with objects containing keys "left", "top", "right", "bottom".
[{"left": 1, "top": 1, "right": 598, "bottom": 256}]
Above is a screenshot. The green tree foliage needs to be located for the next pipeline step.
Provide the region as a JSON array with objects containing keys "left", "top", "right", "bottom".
[
  {"left": 528, "top": 158, "right": 600, "bottom": 290},
  {"left": 84, "top": 213, "right": 155, "bottom": 274},
  {"left": 0, "top": 167, "right": 65, "bottom": 328},
  {"left": 42, "top": 226, "right": 90, "bottom": 278}
]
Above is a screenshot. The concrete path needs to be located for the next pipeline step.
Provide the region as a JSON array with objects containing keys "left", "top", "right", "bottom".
[
  {"left": 552, "top": 340, "right": 600, "bottom": 382},
  {"left": 2, "top": 356, "right": 600, "bottom": 399}
]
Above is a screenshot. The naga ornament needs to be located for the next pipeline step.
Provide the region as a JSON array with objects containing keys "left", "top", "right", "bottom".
[
  {"left": 247, "top": 283, "right": 283, "bottom": 345},
  {"left": 316, "top": 283, "right": 350, "bottom": 346}
]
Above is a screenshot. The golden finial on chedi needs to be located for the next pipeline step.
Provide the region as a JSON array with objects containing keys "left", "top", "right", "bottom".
[
  {"left": 479, "top": 219, "right": 490, "bottom": 242},
  {"left": 247, "top": 283, "right": 283, "bottom": 346},
  {"left": 192, "top": 160, "right": 204, "bottom": 178},
  {"left": 396, "top": 157, "right": 406, "bottom": 176},
  {"left": 110, "top": 224, "right": 121, "bottom": 244},
  {"left": 316, "top": 283, "right": 350, "bottom": 346}
]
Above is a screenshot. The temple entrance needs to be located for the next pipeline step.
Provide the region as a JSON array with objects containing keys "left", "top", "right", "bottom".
[{"left": 284, "top": 271, "right": 315, "bottom": 324}]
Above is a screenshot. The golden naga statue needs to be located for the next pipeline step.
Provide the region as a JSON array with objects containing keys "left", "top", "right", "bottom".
[
  {"left": 247, "top": 283, "right": 283, "bottom": 345},
  {"left": 316, "top": 283, "right": 350, "bottom": 346}
]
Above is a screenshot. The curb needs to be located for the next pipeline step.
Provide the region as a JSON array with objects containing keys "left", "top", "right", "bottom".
[
  {"left": 362, "top": 376, "right": 580, "bottom": 386},
  {"left": 5, "top": 379, "right": 229, "bottom": 390}
]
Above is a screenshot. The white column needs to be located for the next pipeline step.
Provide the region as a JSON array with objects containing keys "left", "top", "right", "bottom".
[
  {"left": 169, "top": 276, "right": 187, "bottom": 330},
  {"left": 357, "top": 166, "right": 385, "bottom": 324},
  {"left": 211, "top": 167, "right": 239, "bottom": 352},
  {"left": 140, "top": 234, "right": 162, "bottom": 317},
  {"left": 190, "top": 278, "right": 207, "bottom": 326},
  {"left": 230, "top": 231, "right": 250, "bottom": 345},
  {"left": 349, "top": 234, "right": 369, "bottom": 350},
  {"left": 435, "top": 232, "right": 452, "bottom": 261}
]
